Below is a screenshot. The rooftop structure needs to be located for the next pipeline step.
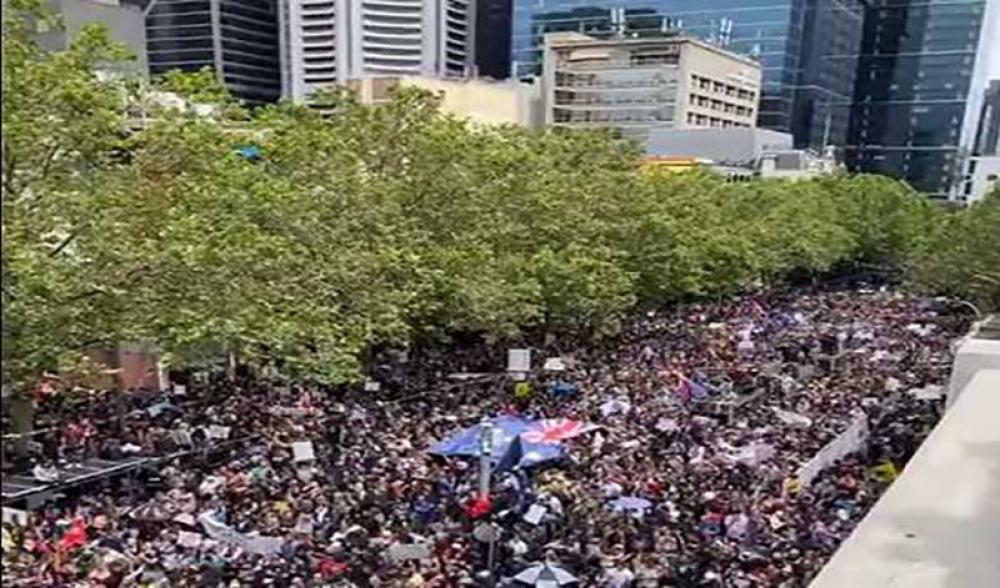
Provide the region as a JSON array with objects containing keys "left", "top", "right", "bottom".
[{"left": 645, "top": 127, "right": 839, "bottom": 180}]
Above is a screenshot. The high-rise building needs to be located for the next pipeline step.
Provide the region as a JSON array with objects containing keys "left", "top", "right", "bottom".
[
  {"left": 846, "top": 0, "right": 998, "bottom": 199},
  {"left": 503, "top": 0, "right": 865, "bottom": 150},
  {"left": 541, "top": 32, "right": 761, "bottom": 141},
  {"left": 279, "top": 0, "right": 476, "bottom": 102},
  {"left": 145, "top": 0, "right": 282, "bottom": 103},
  {"left": 475, "top": 0, "right": 513, "bottom": 79},
  {"left": 974, "top": 80, "right": 1000, "bottom": 156}
]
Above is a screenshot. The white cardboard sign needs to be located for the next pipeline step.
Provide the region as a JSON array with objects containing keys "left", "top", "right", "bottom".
[
  {"left": 508, "top": 349, "right": 531, "bottom": 373},
  {"left": 292, "top": 441, "right": 316, "bottom": 462}
]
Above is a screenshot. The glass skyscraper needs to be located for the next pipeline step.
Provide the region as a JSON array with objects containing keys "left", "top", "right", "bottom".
[
  {"left": 846, "top": 0, "right": 997, "bottom": 198},
  {"left": 507, "top": 0, "right": 866, "bottom": 149},
  {"left": 146, "top": 0, "right": 282, "bottom": 103}
]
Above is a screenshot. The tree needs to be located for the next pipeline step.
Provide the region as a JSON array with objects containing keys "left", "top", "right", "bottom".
[{"left": 910, "top": 188, "right": 1000, "bottom": 312}]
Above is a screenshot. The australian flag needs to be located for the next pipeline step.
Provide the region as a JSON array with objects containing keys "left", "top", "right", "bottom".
[{"left": 428, "top": 416, "right": 592, "bottom": 471}]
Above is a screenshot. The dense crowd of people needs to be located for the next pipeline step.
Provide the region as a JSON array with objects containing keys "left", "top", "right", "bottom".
[{"left": 1, "top": 286, "right": 968, "bottom": 587}]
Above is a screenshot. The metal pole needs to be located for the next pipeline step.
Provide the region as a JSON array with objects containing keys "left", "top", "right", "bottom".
[
  {"left": 478, "top": 418, "right": 495, "bottom": 587},
  {"left": 478, "top": 418, "right": 493, "bottom": 497},
  {"left": 486, "top": 527, "right": 497, "bottom": 588}
]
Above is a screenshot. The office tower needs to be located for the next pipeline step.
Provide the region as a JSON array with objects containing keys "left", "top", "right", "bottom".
[
  {"left": 541, "top": 33, "right": 761, "bottom": 141},
  {"left": 280, "top": 0, "right": 476, "bottom": 102},
  {"left": 504, "top": 0, "right": 865, "bottom": 150},
  {"left": 36, "top": 0, "right": 148, "bottom": 75},
  {"left": 145, "top": 0, "right": 282, "bottom": 103},
  {"left": 974, "top": 80, "right": 1000, "bottom": 156},
  {"left": 846, "top": 0, "right": 998, "bottom": 199},
  {"left": 476, "top": 0, "right": 513, "bottom": 78}
]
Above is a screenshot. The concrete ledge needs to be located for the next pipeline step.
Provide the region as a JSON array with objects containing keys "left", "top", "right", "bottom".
[{"left": 809, "top": 369, "right": 1000, "bottom": 588}]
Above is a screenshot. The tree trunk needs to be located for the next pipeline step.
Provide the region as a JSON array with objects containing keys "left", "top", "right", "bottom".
[{"left": 9, "top": 390, "right": 34, "bottom": 457}]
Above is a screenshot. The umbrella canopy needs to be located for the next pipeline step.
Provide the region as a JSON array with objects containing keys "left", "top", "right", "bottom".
[
  {"left": 513, "top": 563, "right": 577, "bottom": 586},
  {"left": 599, "top": 398, "right": 632, "bottom": 417},
  {"left": 608, "top": 496, "right": 653, "bottom": 513},
  {"left": 130, "top": 501, "right": 172, "bottom": 522},
  {"left": 549, "top": 381, "right": 578, "bottom": 398}
]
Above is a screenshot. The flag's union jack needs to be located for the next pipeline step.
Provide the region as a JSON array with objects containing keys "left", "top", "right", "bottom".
[{"left": 522, "top": 418, "right": 589, "bottom": 444}]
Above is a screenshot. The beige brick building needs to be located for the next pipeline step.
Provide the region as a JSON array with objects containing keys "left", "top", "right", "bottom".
[
  {"left": 541, "top": 32, "right": 761, "bottom": 140},
  {"left": 345, "top": 76, "right": 542, "bottom": 129}
]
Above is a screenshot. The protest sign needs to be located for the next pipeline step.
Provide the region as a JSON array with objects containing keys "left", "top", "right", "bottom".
[
  {"left": 198, "top": 512, "right": 284, "bottom": 555},
  {"left": 364, "top": 380, "right": 381, "bottom": 392},
  {"left": 2, "top": 508, "right": 29, "bottom": 526},
  {"left": 270, "top": 406, "right": 310, "bottom": 417},
  {"left": 773, "top": 408, "right": 812, "bottom": 428},
  {"left": 387, "top": 542, "right": 432, "bottom": 563},
  {"left": 177, "top": 530, "right": 202, "bottom": 548},
  {"left": 292, "top": 441, "right": 316, "bottom": 462},
  {"left": 207, "top": 425, "right": 231, "bottom": 440},
  {"left": 508, "top": 349, "right": 531, "bottom": 373},
  {"left": 655, "top": 418, "right": 678, "bottom": 433},
  {"left": 172, "top": 384, "right": 186, "bottom": 396},
  {"left": 908, "top": 385, "right": 944, "bottom": 401},
  {"left": 294, "top": 514, "right": 314, "bottom": 536},
  {"left": 523, "top": 503, "right": 547, "bottom": 525}
]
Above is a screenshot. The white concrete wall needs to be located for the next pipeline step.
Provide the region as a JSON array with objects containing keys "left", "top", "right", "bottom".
[{"left": 809, "top": 369, "right": 1000, "bottom": 588}]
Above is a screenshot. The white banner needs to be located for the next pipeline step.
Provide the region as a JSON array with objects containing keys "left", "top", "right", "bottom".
[
  {"left": 197, "top": 512, "right": 284, "bottom": 555},
  {"left": 795, "top": 413, "right": 869, "bottom": 487}
]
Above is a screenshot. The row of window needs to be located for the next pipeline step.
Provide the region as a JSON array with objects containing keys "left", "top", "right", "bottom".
[
  {"left": 690, "top": 75, "right": 756, "bottom": 102},
  {"left": 688, "top": 93, "right": 754, "bottom": 118},
  {"left": 686, "top": 113, "right": 750, "bottom": 129}
]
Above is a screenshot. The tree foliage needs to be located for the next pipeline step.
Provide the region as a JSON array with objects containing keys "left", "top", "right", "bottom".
[
  {"left": 4, "top": 5, "right": 997, "bottom": 394},
  {"left": 909, "top": 188, "right": 1000, "bottom": 312}
]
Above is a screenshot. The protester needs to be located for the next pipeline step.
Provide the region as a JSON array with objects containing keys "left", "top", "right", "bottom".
[{"left": 1, "top": 286, "right": 967, "bottom": 587}]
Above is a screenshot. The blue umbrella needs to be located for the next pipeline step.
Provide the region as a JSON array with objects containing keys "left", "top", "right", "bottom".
[
  {"left": 608, "top": 496, "right": 653, "bottom": 513},
  {"left": 549, "top": 381, "right": 578, "bottom": 398}
]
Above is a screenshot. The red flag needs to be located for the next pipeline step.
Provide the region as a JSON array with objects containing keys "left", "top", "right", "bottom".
[
  {"left": 464, "top": 494, "right": 492, "bottom": 519},
  {"left": 58, "top": 518, "right": 87, "bottom": 552},
  {"left": 317, "top": 558, "right": 348, "bottom": 577}
]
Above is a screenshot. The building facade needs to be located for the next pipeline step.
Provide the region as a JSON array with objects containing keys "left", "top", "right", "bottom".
[
  {"left": 145, "top": 0, "right": 282, "bottom": 103},
  {"left": 475, "top": 0, "right": 513, "bottom": 78},
  {"left": 541, "top": 33, "right": 761, "bottom": 140},
  {"left": 974, "top": 80, "right": 1000, "bottom": 156},
  {"left": 344, "top": 76, "right": 541, "bottom": 127},
  {"left": 954, "top": 155, "right": 1000, "bottom": 203},
  {"left": 507, "top": 0, "right": 865, "bottom": 150},
  {"left": 279, "top": 0, "right": 476, "bottom": 102},
  {"left": 845, "top": 0, "right": 998, "bottom": 199}
]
